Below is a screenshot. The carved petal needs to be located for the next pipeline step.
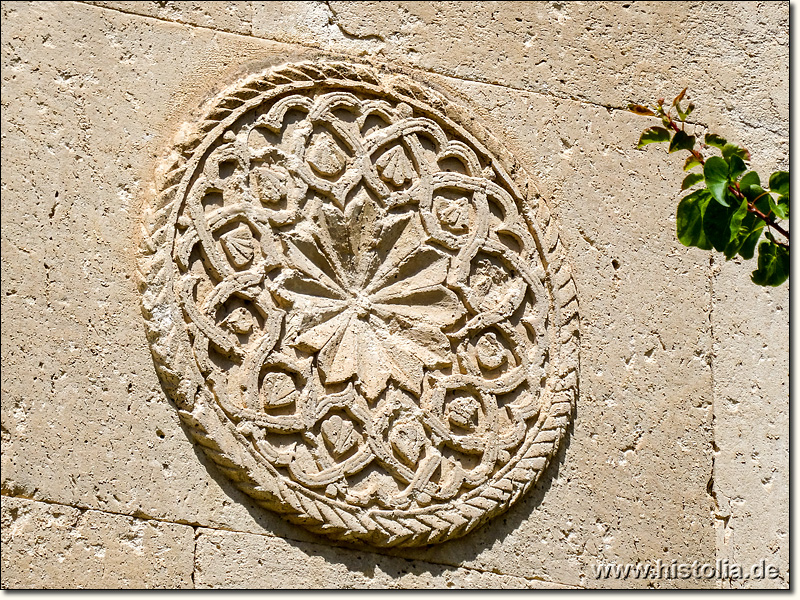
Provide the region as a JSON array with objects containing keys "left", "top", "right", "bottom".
[
  {"left": 369, "top": 252, "right": 449, "bottom": 302},
  {"left": 293, "top": 310, "right": 351, "bottom": 353},
  {"left": 282, "top": 235, "right": 348, "bottom": 301},
  {"left": 362, "top": 214, "right": 427, "bottom": 295},
  {"left": 261, "top": 372, "right": 298, "bottom": 409},
  {"left": 376, "top": 145, "right": 415, "bottom": 187},
  {"left": 220, "top": 224, "right": 255, "bottom": 268},
  {"left": 321, "top": 414, "right": 358, "bottom": 458},
  {"left": 435, "top": 197, "right": 470, "bottom": 232},
  {"left": 372, "top": 285, "right": 465, "bottom": 327},
  {"left": 389, "top": 417, "right": 426, "bottom": 467},
  {"left": 356, "top": 324, "right": 392, "bottom": 400},
  {"left": 389, "top": 323, "right": 452, "bottom": 368},
  {"left": 369, "top": 244, "right": 465, "bottom": 327},
  {"left": 371, "top": 324, "right": 425, "bottom": 395},
  {"left": 252, "top": 166, "right": 286, "bottom": 205},
  {"left": 318, "top": 314, "right": 361, "bottom": 385},
  {"left": 307, "top": 131, "right": 347, "bottom": 177}
]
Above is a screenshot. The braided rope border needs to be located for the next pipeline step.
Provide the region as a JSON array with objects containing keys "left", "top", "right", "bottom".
[{"left": 136, "top": 61, "right": 580, "bottom": 548}]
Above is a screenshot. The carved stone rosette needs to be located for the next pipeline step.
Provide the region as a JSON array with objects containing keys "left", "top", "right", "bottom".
[{"left": 138, "top": 62, "right": 579, "bottom": 547}]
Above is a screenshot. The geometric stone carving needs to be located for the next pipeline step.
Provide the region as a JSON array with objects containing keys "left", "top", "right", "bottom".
[{"left": 138, "top": 62, "right": 579, "bottom": 547}]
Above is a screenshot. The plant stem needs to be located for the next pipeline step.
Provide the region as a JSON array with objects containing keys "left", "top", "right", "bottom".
[
  {"left": 664, "top": 110, "right": 789, "bottom": 246},
  {"left": 665, "top": 115, "right": 705, "bottom": 165},
  {"left": 728, "top": 183, "right": 790, "bottom": 245}
]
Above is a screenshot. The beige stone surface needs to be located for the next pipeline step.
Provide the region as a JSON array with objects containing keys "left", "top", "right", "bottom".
[
  {"left": 250, "top": 2, "right": 788, "bottom": 136},
  {"left": 195, "top": 528, "right": 576, "bottom": 588},
  {"left": 711, "top": 258, "right": 789, "bottom": 589},
  {"left": 0, "top": 0, "right": 788, "bottom": 589},
  {"left": 1, "top": 496, "right": 194, "bottom": 588},
  {"left": 83, "top": 1, "right": 254, "bottom": 35}
]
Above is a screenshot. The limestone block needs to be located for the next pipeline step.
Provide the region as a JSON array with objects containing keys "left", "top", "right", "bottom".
[
  {"left": 1, "top": 496, "right": 194, "bottom": 589},
  {"left": 1, "top": 0, "right": 715, "bottom": 586},
  {"left": 250, "top": 1, "right": 788, "bottom": 137},
  {"left": 194, "top": 528, "right": 575, "bottom": 588},
  {"left": 711, "top": 258, "right": 789, "bottom": 589}
]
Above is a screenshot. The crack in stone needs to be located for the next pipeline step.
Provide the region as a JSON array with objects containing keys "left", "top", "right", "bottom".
[
  {"left": 324, "top": 1, "right": 385, "bottom": 43},
  {"left": 71, "top": 0, "right": 777, "bottom": 133},
  {"left": 191, "top": 525, "right": 199, "bottom": 589}
]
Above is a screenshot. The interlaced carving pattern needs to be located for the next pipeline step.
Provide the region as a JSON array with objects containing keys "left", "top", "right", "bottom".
[{"left": 139, "top": 62, "right": 579, "bottom": 547}]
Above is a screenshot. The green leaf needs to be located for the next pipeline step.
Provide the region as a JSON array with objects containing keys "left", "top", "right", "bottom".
[
  {"left": 673, "top": 87, "right": 688, "bottom": 106},
  {"left": 739, "top": 171, "right": 761, "bottom": 192},
  {"left": 705, "top": 133, "right": 727, "bottom": 149},
  {"left": 683, "top": 155, "right": 702, "bottom": 171},
  {"left": 768, "top": 194, "right": 789, "bottom": 219},
  {"left": 754, "top": 191, "right": 771, "bottom": 215},
  {"left": 769, "top": 171, "right": 789, "bottom": 196},
  {"left": 669, "top": 130, "right": 696, "bottom": 153},
  {"left": 724, "top": 228, "right": 749, "bottom": 260},
  {"left": 681, "top": 173, "right": 704, "bottom": 190},
  {"left": 777, "top": 194, "right": 789, "bottom": 219},
  {"left": 728, "top": 155, "right": 747, "bottom": 181},
  {"left": 724, "top": 230, "right": 747, "bottom": 260},
  {"left": 637, "top": 126, "right": 671, "bottom": 148},
  {"left": 703, "top": 156, "right": 730, "bottom": 205},
  {"left": 722, "top": 143, "right": 750, "bottom": 162},
  {"left": 738, "top": 227, "right": 764, "bottom": 260},
  {"left": 728, "top": 198, "right": 748, "bottom": 240},
  {"left": 740, "top": 183, "right": 765, "bottom": 202},
  {"left": 676, "top": 189, "right": 712, "bottom": 249},
  {"left": 740, "top": 211, "right": 760, "bottom": 230},
  {"left": 703, "top": 194, "right": 736, "bottom": 251},
  {"left": 675, "top": 103, "right": 687, "bottom": 121},
  {"left": 726, "top": 209, "right": 765, "bottom": 260},
  {"left": 751, "top": 241, "right": 789, "bottom": 287}
]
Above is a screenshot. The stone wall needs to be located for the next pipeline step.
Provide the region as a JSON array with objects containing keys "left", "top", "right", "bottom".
[{"left": 1, "top": 1, "right": 788, "bottom": 589}]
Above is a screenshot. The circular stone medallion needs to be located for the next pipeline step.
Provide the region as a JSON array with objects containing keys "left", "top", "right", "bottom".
[{"left": 139, "top": 62, "right": 579, "bottom": 547}]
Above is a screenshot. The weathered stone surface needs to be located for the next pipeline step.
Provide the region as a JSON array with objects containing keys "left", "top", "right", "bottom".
[
  {"left": 83, "top": 1, "right": 254, "bottom": 35},
  {"left": 0, "top": 0, "right": 788, "bottom": 590},
  {"left": 194, "top": 528, "right": 575, "bottom": 588},
  {"left": 711, "top": 258, "right": 789, "bottom": 589},
  {"left": 1, "top": 496, "right": 194, "bottom": 589},
  {"left": 250, "top": 2, "right": 788, "bottom": 137}
]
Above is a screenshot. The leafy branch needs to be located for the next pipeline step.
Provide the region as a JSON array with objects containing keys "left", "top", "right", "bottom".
[{"left": 630, "top": 89, "right": 789, "bottom": 287}]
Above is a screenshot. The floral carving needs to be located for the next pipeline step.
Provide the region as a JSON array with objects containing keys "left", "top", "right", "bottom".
[
  {"left": 139, "top": 62, "right": 579, "bottom": 548},
  {"left": 277, "top": 197, "right": 463, "bottom": 400}
]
